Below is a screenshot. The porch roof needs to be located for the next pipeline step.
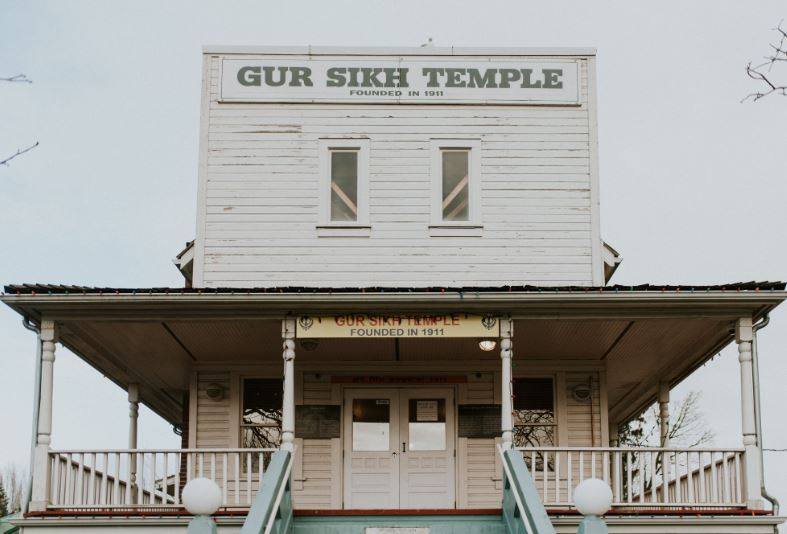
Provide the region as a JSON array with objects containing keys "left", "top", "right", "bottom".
[{"left": 2, "top": 282, "right": 785, "bottom": 429}]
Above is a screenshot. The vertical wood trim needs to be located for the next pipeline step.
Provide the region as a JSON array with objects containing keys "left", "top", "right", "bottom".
[
  {"left": 292, "top": 438, "right": 304, "bottom": 491},
  {"left": 456, "top": 437, "right": 467, "bottom": 508},
  {"left": 295, "top": 370, "right": 304, "bottom": 405},
  {"left": 192, "top": 53, "right": 213, "bottom": 288},
  {"left": 229, "top": 371, "right": 241, "bottom": 448},
  {"left": 555, "top": 371, "right": 568, "bottom": 447},
  {"left": 493, "top": 370, "right": 501, "bottom": 404},
  {"left": 599, "top": 368, "right": 610, "bottom": 446},
  {"left": 586, "top": 56, "right": 604, "bottom": 286},
  {"left": 188, "top": 371, "right": 198, "bottom": 448},
  {"left": 330, "top": 438, "right": 342, "bottom": 509}
]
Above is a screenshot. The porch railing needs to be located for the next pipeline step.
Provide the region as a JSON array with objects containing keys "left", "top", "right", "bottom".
[
  {"left": 46, "top": 448, "right": 278, "bottom": 509},
  {"left": 514, "top": 447, "right": 746, "bottom": 509}
]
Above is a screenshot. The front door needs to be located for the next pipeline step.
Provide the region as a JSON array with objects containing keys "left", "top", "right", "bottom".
[{"left": 343, "top": 388, "right": 455, "bottom": 509}]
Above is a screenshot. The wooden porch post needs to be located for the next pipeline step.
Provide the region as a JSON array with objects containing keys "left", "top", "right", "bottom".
[
  {"left": 736, "top": 317, "right": 764, "bottom": 509},
  {"left": 658, "top": 381, "right": 670, "bottom": 447},
  {"left": 30, "top": 319, "right": 56, "bottom": 512},
  {"left": 281, "top": 318, "right": 296, "bottom": 452},
  {"left": 500, "top": 317, "right": 514, "bottom": 449},
  {"left": 128, "top": 383, "right": 140, "bottom": 496}
]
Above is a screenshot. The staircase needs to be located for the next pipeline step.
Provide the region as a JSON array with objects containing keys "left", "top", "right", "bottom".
[
  {"left": 291, "top": 513, "right": 506, "bottom": 534},
  {"left": 239, "top": 448, "right": 554, "bottom": 534}
]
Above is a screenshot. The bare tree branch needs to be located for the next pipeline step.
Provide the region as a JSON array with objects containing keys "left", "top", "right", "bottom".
[
  {"left": 744, "top": 20, "right": 787, "bottom": 102},
  {"left": 0, "top": 73, "right": 32, "bottom": 83},
  {"left": 0, "top": 142, "right": 39, "bottom": 167}
]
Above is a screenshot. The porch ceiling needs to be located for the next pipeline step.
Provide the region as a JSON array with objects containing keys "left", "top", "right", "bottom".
[{"left": 2, "top": 285, "right": 783, "bottom": 427}]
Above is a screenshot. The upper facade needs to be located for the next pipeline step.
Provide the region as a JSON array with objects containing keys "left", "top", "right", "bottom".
[{"left": 192, "top": 46, "right": 610, "bottom": 288}]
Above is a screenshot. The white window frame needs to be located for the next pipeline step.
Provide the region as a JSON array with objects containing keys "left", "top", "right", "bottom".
[
  {"left": 319, "top": 138, "right": 370, "bottom": 229},
  {"left": 429, "top": 139, "right": 482, "bottom": 229}
]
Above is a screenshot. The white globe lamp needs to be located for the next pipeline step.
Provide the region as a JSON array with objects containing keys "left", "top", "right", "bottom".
[
  {"left": 573, "top": 478, "right": 613, "bottom": 534},
  {"left": 183, "top": 477, "right": 223, "bottom": 516}
]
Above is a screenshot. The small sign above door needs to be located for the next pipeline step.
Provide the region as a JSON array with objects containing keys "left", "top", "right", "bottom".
[{"left": 296, "top": 314, "right": 499, "bottom": 338}]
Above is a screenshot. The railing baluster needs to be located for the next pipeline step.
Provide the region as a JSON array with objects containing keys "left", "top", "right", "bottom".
[
  {"left": 530, "top": 450, "right": 536, "bottom": 481},
  {"left": 673, "top": 450, "right": 681, "bottom": 503},
  {"left": 199, "top": 452, "right": 204, "bottom": 478},
  {"left": 734, "top": 451, "right": 742, "bottom": 504},
  {"left": 710, "top": 451, "right": 718, "bottom": 503},
  {"left": 64, "top": 453, "right": 73, "bottom": 506},
  {"left": 686, "top": 451, "right": 694, "bottom": 504},
  {"left": 235, "top": 453, "right": 240, "bottom": 505},
  {"left": 542, "top": 450, "right": 548, "bottom": 501},
  {"left": 579, "top": 451, "right": 585, "bottom": 483},
  {"left": 99, "top": 453, "right": 108, "bottom": 506},
  {"left": 76, "top": 453, "right": 84, "bottom": 505},
  {"left": 151, "top": 452, "right": 158, "bottom": 505},
  {"left": 51, "top": 454, "right": 61, "bottom": 506},
  {"left": 650, "top": 450, "right": 657, "bottom": 504},
  {"left": 175, "top": 452, "right": 181, "bottom": 505},
  {"left": 211, "top": 452, "right": 216, "bottom": 483},
  {"left": 663, "top": 450, "right": 670, "bottom": 504},
  {"left": 162, "top": 452, "right": 169, "bottom": 504},
  {"left": 637, "top": 450, "right": 644, "bottom": 504},
  {"left": 187, "top": 452, "right": 193, "bottom": 484},
  {"left": 613, "top": 451, "right": 621, "bottom": 504},
  {"left": 87, "top": 453, "right": 96, "bottom": 506},
  {"left": 626, "top": 451, "right": 632, "bottom": 503},
  {"left": 554, "top": 451, "right": 560, "bottom": 504},
  {"left": 567, "top": 451, "right": 573, "bottom": 505},
  {"left": 603, "top": 450, "right": 609, "bottom": 485},
  {"left": 222, "top": 453, "right": 228, "bottom": 505},
  {"left": 721, "top": 451, "right": 730, "bottom": 504},
  {"left": 113, "top": 453, "right": 120, "bottom": 505},
  {"left": 137, "top": 453, "right": 144, "bottom": 506},
  {"left": 258, "top": 452, "right": 264, "bottom": 493},
  {"left": 697, "top": 451, "right": 706, "bottom": 503},
  {"left": 590, "top": 451, "right": 596, "bottom": 479},
  {"left": 247, "top": 452, "right": 253, "bottom": 505}
]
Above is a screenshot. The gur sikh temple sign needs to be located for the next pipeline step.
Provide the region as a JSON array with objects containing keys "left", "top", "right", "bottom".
[{"left": 296, "top": 314, "right": 500, "bottom": 338}]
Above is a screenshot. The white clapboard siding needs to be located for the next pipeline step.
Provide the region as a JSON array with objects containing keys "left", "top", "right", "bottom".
[
  {"left": 196, "top": 372, "right": 232, "bottom": 449},
  {"left": 292, "top": 439, "right": 342, "bottom": 509},
  {"left": 195, "top": 52, "right": 599, "bottom": 288},
  {"left": 565, "top": 372, "right": 602, "bottom": 448},
  {"left": 458, "top": 438, "right": 503, "bottom": 509}
]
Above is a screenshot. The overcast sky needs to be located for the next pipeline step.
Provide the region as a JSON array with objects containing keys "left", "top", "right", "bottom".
[{"left": 1, "top": 0, "right": 786, "bottom": 516}]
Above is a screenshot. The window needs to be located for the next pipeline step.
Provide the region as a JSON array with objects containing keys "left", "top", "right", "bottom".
[
  {"left": 241, "top": 378, "right": 282, "bottom": 449},
  {"left": 330, "top": 150, "right": 359, "bottom": 222},
  {"left": 441, "top": 150, "right": 470, "bottom": 221},
  {"left": 408, "top": 399, "right": 446, "bottom": 451},
  {"left": 352, "top": 399, "right": 391, "bottom": 451},
  {"left": 430, "top": 140, "right": 481, "bottom": 230},
  {"left": 319, "top": 139, "right": 370, "bottom": 229},
  {"left": 512, "top": 378, "right": 556, "bottom": 448}
]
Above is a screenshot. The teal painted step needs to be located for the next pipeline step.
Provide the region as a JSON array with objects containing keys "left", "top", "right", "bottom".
[{"left": 293, "top": 514, "right": 505, "bottom": 534}]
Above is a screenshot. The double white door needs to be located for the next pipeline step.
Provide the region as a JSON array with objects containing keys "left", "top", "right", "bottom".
[{"left": 343, "top": 388, "right": 455, "bottom": 509}]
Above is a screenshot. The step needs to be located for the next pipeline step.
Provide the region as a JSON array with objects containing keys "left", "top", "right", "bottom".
[{"left": 292, "top": 514, "right": 505, "bottom": 534}]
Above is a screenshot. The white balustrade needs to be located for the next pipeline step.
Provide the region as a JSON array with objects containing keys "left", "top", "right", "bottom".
[
  {"left": 513, "top": 447, "right": 746, "bottom": 509},
  {"left": 46, "top": 448, "right": 277, "bottom": 510}
]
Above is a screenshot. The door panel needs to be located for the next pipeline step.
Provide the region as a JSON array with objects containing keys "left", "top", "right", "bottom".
[
  {"left": 399, "top": 389, "right": 455, "bottom": 509},
  {"left": 344, "top": 389, "right": 400, "bottom": 509}
]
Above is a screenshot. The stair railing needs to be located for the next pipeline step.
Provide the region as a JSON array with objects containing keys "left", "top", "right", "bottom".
[
  {"left": 239, "top": 450, "right": 294, "bottom": 534},
  {"left": 499, "top": 445, "right": 556, "bottom": 534}
]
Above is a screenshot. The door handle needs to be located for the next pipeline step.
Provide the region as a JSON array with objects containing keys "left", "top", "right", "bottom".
[{"left": 402, "top": 442, "right": 406, "bottom": 453}]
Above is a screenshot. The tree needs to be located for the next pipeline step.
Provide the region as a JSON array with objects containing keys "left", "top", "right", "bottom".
[
  {"left": 0, "top": 475, "right": 8, "bottom": 517},
  {"left": 1, "top": 72, "right": 38, "bottom": 166},
  {"left": 618, "top": 391, "right": 714, "bottom": 448},
  {"left": 0, "top": 464, "right": 27, "bottom": 515},
  {"left": 745, "top": 21, "right": 787, "bottom": 101},
  {"left": 617, "top": 391, "right": 714, "bottom": 497}
]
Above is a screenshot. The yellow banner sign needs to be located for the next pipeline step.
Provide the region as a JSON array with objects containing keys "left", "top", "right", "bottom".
[{"left": 296, "top": 314, "right": 499, "bottom": 338}]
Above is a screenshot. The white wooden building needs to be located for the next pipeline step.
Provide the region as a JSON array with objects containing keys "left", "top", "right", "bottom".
[{"left": 2, "top": 46, "right": 785, "bottom": 533}]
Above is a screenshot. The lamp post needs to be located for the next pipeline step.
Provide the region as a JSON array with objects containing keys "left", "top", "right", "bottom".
[
  {"left": 573, "top": 478, "right": 613, "bottom": 534},
  {"left": 183, "top": 478, "right": 223, "bottom": 534}
]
